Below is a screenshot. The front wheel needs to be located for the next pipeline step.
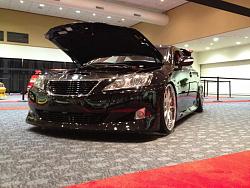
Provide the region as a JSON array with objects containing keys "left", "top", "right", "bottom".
[{"left": 160, "top": 84, "right": 177, "bottom": 134}]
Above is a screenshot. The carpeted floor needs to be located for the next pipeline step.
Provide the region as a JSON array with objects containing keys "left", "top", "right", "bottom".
[
  {"left": 0, "top": 100, "right": 250, "bottom": 187},
  {"left": 204, "top": 96, "right": 250, "bottom": 103},
  {"left": 0, "top": 94, "right": 28, "bottom": 102}
]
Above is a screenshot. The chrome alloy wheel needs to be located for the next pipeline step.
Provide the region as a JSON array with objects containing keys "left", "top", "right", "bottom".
[{"left": 163, "top": 84, "right": 177, "bottom": 131}]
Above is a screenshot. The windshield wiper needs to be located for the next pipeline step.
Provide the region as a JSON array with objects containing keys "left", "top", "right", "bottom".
[
  {"left": 80, "top": 63, "right": 100, "bottom": 69},
  {"left": 89, "top": 62, "right": 132, "bottom": 68}
]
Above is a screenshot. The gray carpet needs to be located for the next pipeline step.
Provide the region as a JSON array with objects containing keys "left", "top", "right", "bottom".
[{"left": 0, "top": 102, "right": 250, "bottom": 188}]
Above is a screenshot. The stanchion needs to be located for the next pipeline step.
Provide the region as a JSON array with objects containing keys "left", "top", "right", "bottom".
[
  {"left": 203, "top": 80, "right": 206, "bottom": 97},
  {"left": 229, "top": 81, "right": 232, "bottom": 98},
  {"left": 217, "top": 77, "right": 220, "bottom": 101},
  {"left": 20, "top": 59, "right": 27, "bottom": 102}
]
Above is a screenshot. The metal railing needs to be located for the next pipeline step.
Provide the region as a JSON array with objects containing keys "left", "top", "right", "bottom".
[{"left": 201, "top": 76, "right": 250, "bottom": 101}]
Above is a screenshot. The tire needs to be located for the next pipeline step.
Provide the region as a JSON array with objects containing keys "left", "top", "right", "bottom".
[
  {"left": 160, "top": 84, "right": 177, "bottom": 134},
  {"left": 196, "top": 89, "right": 204, "bottom": 113}
]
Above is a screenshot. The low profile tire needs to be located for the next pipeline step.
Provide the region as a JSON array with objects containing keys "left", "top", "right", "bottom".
[
  {"left": 196, "top": 90, "right": 204, "bottom": 113},
  {"left": 160, "top": 84, "right": 177, "bottom": 134}
]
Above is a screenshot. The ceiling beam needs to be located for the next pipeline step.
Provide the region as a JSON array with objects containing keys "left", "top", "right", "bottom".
[{"left": 186, "top": 0, "right": 250, "bottom": 17}]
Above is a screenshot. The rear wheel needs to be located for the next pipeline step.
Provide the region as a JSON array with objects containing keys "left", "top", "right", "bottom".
[
  {"left": 160, "top": 84, "right": 177, "bottom": 134},
  {"left": 196, "top": 88, "right": 204, "bottom": 112}
]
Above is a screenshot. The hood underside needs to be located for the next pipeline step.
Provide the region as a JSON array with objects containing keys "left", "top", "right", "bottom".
[{"left": 46, "top": 22, "right": 163, "bottom": 65}]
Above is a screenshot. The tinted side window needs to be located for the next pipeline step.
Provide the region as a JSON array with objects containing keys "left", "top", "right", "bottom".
[
  {"left": 173, "top": 50, "right": 181, "bottom": 63},
  {"left": 7, "top": 32, "right": 29, "bottom": 44},
  {"left": 0, "top": 31, "right": 3, "bottom": 41}
]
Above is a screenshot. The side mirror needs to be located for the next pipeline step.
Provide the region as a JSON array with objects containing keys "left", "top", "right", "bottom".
[{"left": 179, "top": 57, "right": 194, "bottom": 67}]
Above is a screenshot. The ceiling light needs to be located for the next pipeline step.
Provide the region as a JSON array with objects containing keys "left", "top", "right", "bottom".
[
  {"left": 236, "top": 41, "right": 241, "bottom": 45},
  {"left": 161, "top": 0, "right": 165, "bottom": 2},
  {"left": 75, "top": 10, "right": 81, "bottom": 13},
  {"left": 39, "top": 4, "right": 45, "bottom": 7},
  {"left": 20, "top": 0, "right": 24, "bottom": 3},
  {"left": 92, "top": 13, "right": 96, "bottom": 16},
  {"left": 210, "top": 43, "right": 214, "bottom": 46},
  {"left": 244, "top": 36, "right": 249, "bottom": 39},
  {"left": 205, "top": 47, "right": 211, "bottom": 50},
  {"left": 107, "top": 16, "right": 112, "bottom": 19},
  {"left": 184, "top": 44, "right": 189, "bottom": 48},
  {"left": 121, "top": 18, "right": 125, "bottom": 22},
  {"left": 213, "top": 37, "right": 219, "bottom": 42},
  {"left": 59, "top": 7, "right": 63, "bottom": 10}
]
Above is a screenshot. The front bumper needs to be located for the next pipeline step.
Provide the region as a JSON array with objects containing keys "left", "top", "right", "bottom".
[
  {"left": 26, "top": 86, "right": 163, "bottom": 133},
  {"left": 27, "top": 111, "right": 148, "bottom": 132}
]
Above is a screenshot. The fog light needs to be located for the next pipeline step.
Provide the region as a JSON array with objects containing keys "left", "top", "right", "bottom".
[{"left": 135, "top": 108, "right": 146, "bottom": 120}]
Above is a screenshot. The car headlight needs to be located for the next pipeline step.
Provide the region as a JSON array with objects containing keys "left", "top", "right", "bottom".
[
  {"left": 104, "top": 73, "right": 153, "bottom": 91},
  {"left": 33, "top": 75, "right": 45, "bottom": 90}
]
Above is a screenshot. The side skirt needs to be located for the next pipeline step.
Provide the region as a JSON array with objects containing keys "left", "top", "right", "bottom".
[{"left": 176, "top": 104, "right": 198, "bottom": 121}]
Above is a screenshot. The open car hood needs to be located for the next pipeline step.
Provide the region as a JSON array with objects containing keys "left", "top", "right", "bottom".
[{"left": 46, "top": 23, "right": 163, "bottom": 65}]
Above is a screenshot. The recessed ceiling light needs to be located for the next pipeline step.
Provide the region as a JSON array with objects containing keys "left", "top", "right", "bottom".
[
  {"left": 75, "top": 10, "right": 81, "bottom": 13},
  {"left": 107, "top": 16, "right": 112, "bottom": 19},
  {"left": 236, "top": 41, "right": 241, "bottom": 45},
  {"left": 92, "top": 13, "right": 96, "bottom": 16},
  {"left": 205, "top": 47, "right": 211, "bottom": 50},
  {"left": 210, "top": 43, "right": 214, "bottom": 46},
  {"left": 59, "top": 7, "right": 63, "bottom": 10},
  {"left": 213, "top": 37, "right": 219, "bottom": 42},
  {"left": 39, "top": 4, "right": 45, "bottom": 7},
  {"left": 161, "top": 0, "right": 164, "bottom": 2},
  {"left": 184, "top": 44, "right": 189, "bottom": 48},
  {"left": 121, "top": 18, "right": 125, "bottom": 22},
  {"left": 244, "top": 36, "right": 249, "bottom": 39},
  {"left": 20, "top": 0, "right": 24, "bottom": 3}
]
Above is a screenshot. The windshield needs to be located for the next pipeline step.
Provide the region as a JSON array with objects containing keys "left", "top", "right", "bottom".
[
  {"left": 89, "top": 56, "right": 157, "bottom": 65},
  {"left": 157, "top": 47, "right": 171, "bottom": 61}
]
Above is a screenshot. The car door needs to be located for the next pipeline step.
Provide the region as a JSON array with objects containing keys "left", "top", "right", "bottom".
[{"left": 171, "top": 49, "right": 191, "bottom": 114}]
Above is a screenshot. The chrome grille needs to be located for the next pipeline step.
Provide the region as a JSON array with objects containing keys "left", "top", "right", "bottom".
[{"left": 48, "top": 80, "right": 98, "bottom": 96}]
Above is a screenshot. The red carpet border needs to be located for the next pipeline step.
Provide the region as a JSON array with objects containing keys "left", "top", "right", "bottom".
[
  {"left": 66, "top": 151, "right": 250, "bottom": 188},
  {"left": 204, "top": 100, "right": 250, "bottom": 104},
  {"left": 0, "top": 106, "right": 29, "bottom": 111}
]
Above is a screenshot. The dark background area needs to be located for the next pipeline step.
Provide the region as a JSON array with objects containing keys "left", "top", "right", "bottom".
[
  {"left": 0, "top": 58, "right": 75, "bottom": 93},
  {"left": 0, "top": 31, "right": 3, "bottom": 41}
]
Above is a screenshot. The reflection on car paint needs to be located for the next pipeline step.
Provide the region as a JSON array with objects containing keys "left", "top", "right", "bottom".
[{"left": 26, "top": 23, "right": 203, "bottom": 134}]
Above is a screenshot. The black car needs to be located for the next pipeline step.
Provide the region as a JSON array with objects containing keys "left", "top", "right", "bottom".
[{"left": 26, "top": 22, "right": 203, "bottom": 134}]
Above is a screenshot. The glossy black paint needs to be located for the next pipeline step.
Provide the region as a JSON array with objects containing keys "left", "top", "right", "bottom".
[
  {"left": 26, "top": 23, "right": 203, "bottom": 133},
  {"left": 46, "top": 23, "right": 163, "bottom": 65}
]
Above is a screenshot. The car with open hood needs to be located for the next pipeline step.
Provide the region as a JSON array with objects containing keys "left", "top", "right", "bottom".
[{"left": 26, "top": 22, "right": 203, "bottom": 134}]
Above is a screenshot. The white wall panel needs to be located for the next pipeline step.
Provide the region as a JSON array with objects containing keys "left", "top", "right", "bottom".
[
  {"left": 198, "top": 44, "right": 250, "bottom": 96},
  {"left": 201, "top": 60, "right": 250, "bottom": 96},
  {"left": 192, "top": 52, "right": 200, "bottom": 74},
  {"left": 199, "top": 44, "right": 250, "bottom": 64},
  {"left": 0, "top": 44, "right": 72, "bottom": 62}
]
